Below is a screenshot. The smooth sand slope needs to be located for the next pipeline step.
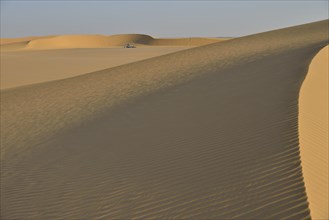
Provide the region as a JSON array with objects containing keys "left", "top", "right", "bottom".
[
  {"left": 299, "top": 45, "right": 328, "bottom": 219},
  {"left": 1, "top": 20, "right": 328, "bottom": 219},
  {"left": 1, "top": 34, "right": 226, "bottom": 89},
  {"left": 1, "top": 47, "right": 191, "bottom": 89}
]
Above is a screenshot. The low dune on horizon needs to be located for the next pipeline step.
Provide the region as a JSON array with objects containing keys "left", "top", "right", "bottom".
[
  {"left": 1, "top": 34, "right": 227, "bottom": 89},
  {"left": 1, "top": 20, "right": 328, "bottom": 219},
  {"left": 0, "top": 34, "right": 226, "bottom": 50}
]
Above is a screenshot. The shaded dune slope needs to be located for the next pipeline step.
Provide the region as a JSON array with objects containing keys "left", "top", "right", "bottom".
[
  {"left": 0, "top": 41, "right": 30, "bottom": 51},
  {"left": 2, "top": 34, "right": 224, "bottom": 51},
  {"left": 1, "top": 20, "right": 328, "bottom": 219},
  {"left": 299, "top": 46, "right": 329, "bottom": 219},
  {"left": 148, "top": 37, "right": 224, "bottom": 46},
  {"left": 0, "top": 35, "right": 56, "bottom": 45},
  {"left": 1, "top": 47, "right": 191, "bottom": 89}
]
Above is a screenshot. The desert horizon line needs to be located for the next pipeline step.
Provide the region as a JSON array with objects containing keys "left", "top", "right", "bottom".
[
  {"left": 2, "top": 19, "right": 327, "bottom": 40},
  {"left": 1, "top": 33, "right": 236, "bottom": 39}
]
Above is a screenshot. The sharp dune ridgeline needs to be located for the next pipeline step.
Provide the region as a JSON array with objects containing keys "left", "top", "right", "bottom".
[
  {"left": 1, "top": 20, "right": 328, "bottom": 219},
  {"left": 299, "top": 45, "right": 328, "bottom": 220}
]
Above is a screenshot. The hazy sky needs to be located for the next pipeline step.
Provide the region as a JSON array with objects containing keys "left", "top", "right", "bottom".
[{"left": 1, "top": 0, "right": 328, "bottom": 38}]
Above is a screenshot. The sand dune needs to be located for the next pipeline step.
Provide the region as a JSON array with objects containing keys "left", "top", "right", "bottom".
[
  {"left": 0, "top": 35, "right": 56, "bottom": 45},
  {"left": 107, "top": 34, "right": 155, "bottom": 45},
  {"left": 1, "top": 20, "right": 328, "bottom": 219},
  {"left": 1, "top": 35, "right": 226, "bottom": 89},
  {"left": 299, "top": 46, "right": 328, "bottom": 219},
  {"left": 1, "top": 34, "right": 224, "bottom": 51},
  {"left": 25, "top": 35, "right": 115, "bottom": 49},
  {"left": 0, "top": 41, "right": 30, "bottom": 51},
  {"left": 1, "top": 47, "right": 191, "bottom": 89},
  {"left": 148, "top": 37, "right": 225, "bottom": 46}
]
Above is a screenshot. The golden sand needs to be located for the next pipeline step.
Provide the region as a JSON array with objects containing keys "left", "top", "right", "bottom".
[
  {"left": 1, "top": 34, "right": 225, "bottom": 51},
  {"left": 1, "top": 47, "right": 190, "bottom": 89},
  {"left": 1, "top": 20, "right": 328, "bottom": 219},
  {"left": 299, "top": 46, "right": 328, "bottom": 219}
]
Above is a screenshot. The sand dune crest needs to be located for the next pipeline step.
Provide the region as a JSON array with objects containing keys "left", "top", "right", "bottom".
[{"left": 299, "top": 46, "right": 329, "bottom": 219}]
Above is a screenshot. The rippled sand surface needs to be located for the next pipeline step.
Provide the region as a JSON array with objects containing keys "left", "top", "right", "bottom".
[{"left": 1, "top": 20, "right": 328, "bottom": 219}]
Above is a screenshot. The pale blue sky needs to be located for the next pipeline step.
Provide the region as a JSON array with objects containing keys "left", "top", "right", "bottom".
[{"left": 1, "top": 0, "right": 328, "bottom": 38}]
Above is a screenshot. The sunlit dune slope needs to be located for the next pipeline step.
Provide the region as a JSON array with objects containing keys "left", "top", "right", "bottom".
[
  {"left": 1, "top": 20, "right": 328, "bottom": 219},
  {"left": 299, "top": 46, "right": 329, "bottom": 220},
  {"left": 25, "top": 35, "right": 114, "bottom": 49}
]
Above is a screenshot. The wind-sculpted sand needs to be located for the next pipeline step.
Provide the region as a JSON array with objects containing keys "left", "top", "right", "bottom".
[
  {"left": 1, "top": 47, "right": 192, "bottom": 89},
  {"left": 1, "top": 34, "right": 226, "bottom": 89},
  {"left": 1, "top": 20, "right": 328, "bottom": 219},
  {"left": 299, "top": 46, "right": 328, "bottom": 220}
]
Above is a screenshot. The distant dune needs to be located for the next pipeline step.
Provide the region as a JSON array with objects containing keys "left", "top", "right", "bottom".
[
  {"left": 25, "top": 35, "right": 115, "bottom": 49},
  {"left": 0, "top": 34, "right": 225, "bottom": 51},
  {"left": 148, "top": 37, "right": 224, "bottom": 46},
  {"left": 1, "top": 20, "right": 328, "bottom": 219},
  {"left": 1, "top": 35, "right": 227, "bottom": 89},
  {"left": 0, "top": 47, "right": 192, "bottom": 89},
  {"left": 0, "top": 35, "right": 56, "bottom": 45},
  {"left": 0, "top": 40, "right": 30, "bottom": 51}
]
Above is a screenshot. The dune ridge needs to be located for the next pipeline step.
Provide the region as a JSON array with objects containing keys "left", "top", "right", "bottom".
[
  {"left": 299, "top": 46, "right": 328, "bottom": 219},
  {"left": 0, "top": 35, "right": 56, "bottom": 45},
  {"left": 1, "top": 20, "right": 328, "bottom": 219},
  {"left": 0, "top": 41, "right": 30, "bottom": 51},
  {"left": 1, "top": 47, "right": 192, "bottom": 89}
]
